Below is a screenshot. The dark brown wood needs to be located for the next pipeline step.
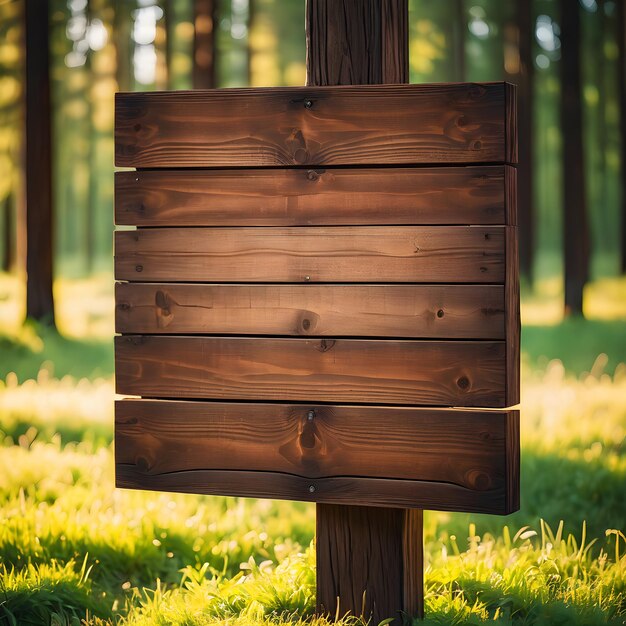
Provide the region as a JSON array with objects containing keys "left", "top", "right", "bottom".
[
  {"left": 115, "top": 400, "right": 518, "bottom": 513},
  {"left": 305, "top": 0, "right": 408, "bottom": 86},
  {"left": 505, "top": 405, "right": 520, "bottom": 513},
  {"left": 560, "top": 0, "right": 589, "bottom": 316},
  {"left": 114, "top": 226, "right": 506, "bottom": 283},
  {"left": 115, "top": 166, "right": 511, "bottom": 227},
  {"left": 24, "top": 0, "right": 55, "bottom": 324},
  {"left": 118, "top": 463, "right": 518, "bottom": 514},
  {"left": 115, "top": 83, "right": 515, "bottom": 168},
  {"left": 115, "top": 283, "right": 505, "bottom": 338},
  {"left": 381, "top": 0, "right": 409, "bottom": 84},
  {"left": 193, "top": 0, "right": 217, "bottom": 89},
  {"left": 316, "top": 506, "right": 420, "bottom": 623},
  {"left": 402, "top": 508, "right": 424, "bottom": 619},
  {"left": 115, "top": 335, "right": 508, "bottom": 407},
  {"left": 505, "top": 83, "right": 518, "bottom": 166},
  {"left": 505, "top": 227, "right": 520, "bottom": 405}
]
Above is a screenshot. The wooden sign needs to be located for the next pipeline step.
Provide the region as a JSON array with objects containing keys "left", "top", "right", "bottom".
[{"left": 114, "top": 83, "right": 519, "bottom": 518}]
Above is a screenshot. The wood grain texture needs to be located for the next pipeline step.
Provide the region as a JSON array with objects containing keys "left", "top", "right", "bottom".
[
  {"left": 305, "top": 0, "right": 408, "bottom": 86},
  {"left": 115, "top": 166, "right": 509, "bottom": 226},
  {"left": 115, "top": 226, "right": 506, "bottom": 283},
  {"left": 115, "top": 336, "right": 507, "bottom": 406},
  {"left": 505, "top": 82, "right": 518, "bottom": 165},
  {"left": 381, "top": 0, "right": 409, "bottom": 84},
  {"left": 115, "top": 400, "right": 513, "bottom": 495},
  {"left": 116, "top": 452, "right": 516, "bottom": 514},
  {"left": 505, "top": 226, "right": 520, "bottom": 406},
  {"left": 115, "top": 83, "right": 513, "bottom": 168},
  {"left": 504, "top": 165, "right": 517, "bottom": 226},
  {"left": 402, "top": 508, "right": 424, "bottom": 619},
  {"left": 316, "top": 506, "right": 421, "bottom": 624},
  {"left": 115, "top": 283, "right": 505, "bottom": 338},
  {"left": 505, "top": 410, "right": 520, "bottom": 513}
]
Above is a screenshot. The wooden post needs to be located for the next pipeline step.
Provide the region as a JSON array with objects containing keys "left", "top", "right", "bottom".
[
  {"left": 560, "top": 0, "right": 589, "bottom": 316},
  {"left": 305, "top": 2, "right": 423, "bottom": 622},
  {"left": 193, "top": 0, "right": 217, "bottom": 89},
  {"left": 24, "top": 0, "right": 55, "bottom": 325}
]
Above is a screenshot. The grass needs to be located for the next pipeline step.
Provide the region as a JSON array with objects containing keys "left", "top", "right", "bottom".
[{"left": 0, "top": 272, "right": 625, "bottom": 624}]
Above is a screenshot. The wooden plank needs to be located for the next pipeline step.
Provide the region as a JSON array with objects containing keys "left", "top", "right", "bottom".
[
  {"left": 115, "top": 400, "right": 514, "bottom": 502},
  {"left": 115, "top": 83, "right": 515, "bottom": 168},
  {"left": 116, "top": 465, "right": 515, "bottom": 513},
  {"left": 115, "top": 166, "right": 509, "bottom": 226},
  {"left": 316, "top": 507, "right": 422, "bottom": 623},
  {"left": 114, "top": 226, "right": 506, "bottom": 283},
  {"left": 115, "top": 336, "right": 507, "bottom": 406},
  {"left": 115, "top": 283, "right": 505, "bottom": 338}
]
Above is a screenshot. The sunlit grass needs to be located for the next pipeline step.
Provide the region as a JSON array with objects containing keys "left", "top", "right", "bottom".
[{"left": 0, "top": 272, "right": 625, "bottom": 623}]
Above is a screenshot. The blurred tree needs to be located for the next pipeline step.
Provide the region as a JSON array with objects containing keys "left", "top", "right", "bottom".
[
  {"left": 617, "top": 0, "right": 626, "bottom": 274},
  {"left": 193, "top": 0, "right": 217, "bottom": 87},
  {"left": 114, "top": 0, "right": 133, "bottom": 91},
  {"left": 560, "top": 0, "right": 590, "bottom": 316},
  {"left": 453, "top": 0, "right": 466, "bottom": 81},
  {"left": 509, "top": 0, "right": 535, "bottom": 282},
  {"left": 2, "top": 193, "right": 15, "bottom": 273},
  {"left": 24, "top": 0, "right": 55, "bottom": 324},
  {"left": 0, "top": 0, "right": 22, "bottom": 274}
]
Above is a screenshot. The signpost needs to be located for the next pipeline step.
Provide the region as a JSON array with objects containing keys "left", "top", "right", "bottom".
[{"left": 114, "top": 5, "right": 519, "bottom": 621}]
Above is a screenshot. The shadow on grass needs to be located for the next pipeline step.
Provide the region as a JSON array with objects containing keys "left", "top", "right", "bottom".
[
  {"left": 437, "top": 447, "right": 626, "bottom": 544},
  {"left": 0, "top": 320, "right": 113, "bottom": 381}
]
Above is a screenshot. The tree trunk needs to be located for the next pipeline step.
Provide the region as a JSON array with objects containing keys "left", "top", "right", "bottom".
[
  {"left": 2, "top": 192, "right": 15, "bottom": 273},
  {"left": 618, "top": 0, "right": 626, "bottom": 273},
  {"left": 516, "top": 0, "right": 534, "bottom": 281},
  {"left": 164, "top": 0, "right": 173, "bottom": 90},
  {"left": 306, "top": 2, "right": 422, "bottom": 623},
  {"left": 560, "top": 0, "right": 590, "bottom": 317},
  {"left": 114, "top": 0, "right": 133, "bottom": 92},
  {"left": 193, "top": 0, "right": 217, "bottom": 89},
  {"left": 24, "top": 0, "right": 55, "bottom": 325},
  {"left": 454, "top": 0, "right": 466, "bottom": 82}
]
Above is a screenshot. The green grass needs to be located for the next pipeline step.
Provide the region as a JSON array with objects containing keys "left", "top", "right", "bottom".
[{"left": 0, "top": 274, "right": 625, "bottom": 624}]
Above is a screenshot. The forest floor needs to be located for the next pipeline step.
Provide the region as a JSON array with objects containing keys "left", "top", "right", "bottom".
[{"left": 0, "top": 272, "right": 625, "bottom": 625}]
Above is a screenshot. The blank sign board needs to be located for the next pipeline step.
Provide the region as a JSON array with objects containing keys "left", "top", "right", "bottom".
[{"left": 114, "top": 82, "right": 520, "bottom": 515}]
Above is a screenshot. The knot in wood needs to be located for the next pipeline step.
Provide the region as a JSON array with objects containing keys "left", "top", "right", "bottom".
[
  {"left": 155, "top": 290, "right": 173, "bottom": 315},
  {"left": 317, "top": 339, "right": 335, "bottom": 353},
  {"left": 457, "top": 376, "right": 470, "bottom": 390}
]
